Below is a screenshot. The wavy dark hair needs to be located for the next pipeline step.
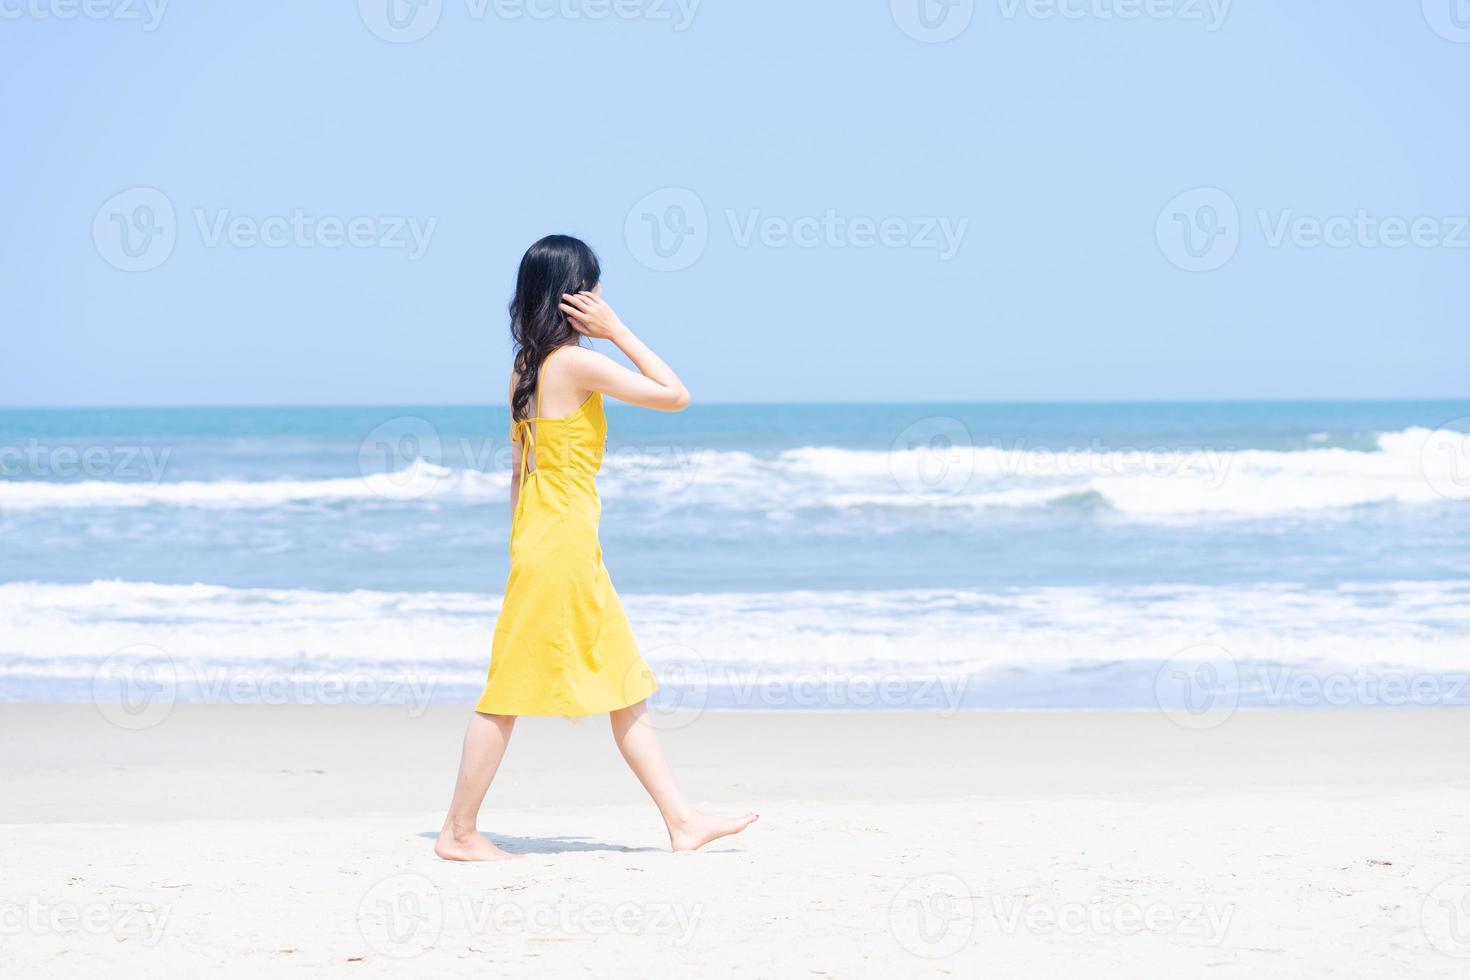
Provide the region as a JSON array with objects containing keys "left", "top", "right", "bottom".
[{"left": 508, "top": 235, "right": 600, "bottom": 421}]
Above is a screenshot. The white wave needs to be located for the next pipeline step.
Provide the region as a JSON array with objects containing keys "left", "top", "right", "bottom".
[
  {"left": 0, "top": 427, "right": 1466, "bottom": 519},
  {"left": 0, "top": 459, "right": 507, "bottom": 510},
  {"left": 1, "top": 580, "right": 1467, "bottom": 696}
]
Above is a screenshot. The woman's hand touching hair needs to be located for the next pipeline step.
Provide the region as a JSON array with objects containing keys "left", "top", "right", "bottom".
[
  {"left": 559, "top": 291, "right": 629, "bottom": 341},
  {"left": 556, "top": 290, "right": 691, "bottom": 413}
]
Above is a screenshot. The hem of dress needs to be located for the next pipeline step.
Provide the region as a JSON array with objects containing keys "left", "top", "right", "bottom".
[{"left": 472, "top": 681, "right": 659, "bottom": 718}]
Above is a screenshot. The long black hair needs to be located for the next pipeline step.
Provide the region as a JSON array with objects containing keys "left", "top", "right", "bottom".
[{"left": 508, "top": 235, "right": 600, "bottom": 421}]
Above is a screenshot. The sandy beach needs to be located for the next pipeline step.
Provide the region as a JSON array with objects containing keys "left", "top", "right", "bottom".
[{"left": 2, "top": 706, "right": 1467, "bottom": 977}]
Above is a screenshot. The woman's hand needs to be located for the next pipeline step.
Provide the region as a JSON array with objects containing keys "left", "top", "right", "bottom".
[{"left": 560, "top": 291, "right": 629, "bottom": 341}]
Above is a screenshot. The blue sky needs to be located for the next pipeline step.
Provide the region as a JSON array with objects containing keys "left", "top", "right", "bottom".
[{"left": 3, "top": 2, "right": 1467, "bottom": 406}]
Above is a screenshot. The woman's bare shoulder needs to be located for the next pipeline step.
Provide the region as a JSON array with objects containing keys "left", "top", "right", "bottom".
[{"left": 554, "top": 344, "right": 617, "bottom": 378}]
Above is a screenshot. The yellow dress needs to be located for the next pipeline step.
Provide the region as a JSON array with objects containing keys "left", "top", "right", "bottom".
[{"left": 475, "top": 348, "right": 658, "bottom": 716}]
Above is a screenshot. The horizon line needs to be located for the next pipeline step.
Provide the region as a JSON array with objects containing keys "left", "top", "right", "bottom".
[{"left": 2, "top": 395, "right": 1469, "bottom": 412}]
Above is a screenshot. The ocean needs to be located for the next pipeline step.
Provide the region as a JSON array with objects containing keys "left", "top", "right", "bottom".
[{"left": 3, "top": 400, "right": 1469, "bottom": 712}]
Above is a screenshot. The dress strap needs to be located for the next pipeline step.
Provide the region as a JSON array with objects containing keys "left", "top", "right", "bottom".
[
  {"left": 511, "top": 416, "right": 532, "bottom": 531},
  {"left": 535, "top": 345, "right": 566, "bottom": 418},
  {"left": 511, "top": 346, "right": 568, "bottom": 532}
]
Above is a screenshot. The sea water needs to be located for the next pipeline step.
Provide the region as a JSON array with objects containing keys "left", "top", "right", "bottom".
[{"left": 2, "top": 400, "right": 1468, "bottom": 710}]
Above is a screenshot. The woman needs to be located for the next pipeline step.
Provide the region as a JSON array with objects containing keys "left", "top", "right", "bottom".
[{"left": 436, "top": 235, "right": 758, "bottom": 861}]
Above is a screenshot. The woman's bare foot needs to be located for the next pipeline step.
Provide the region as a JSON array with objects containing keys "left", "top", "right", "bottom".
[
  {"left": 667, "top": 811, "right": 759, "bottom": 852},
  {"left": 434, "top": 822, "right": 521, "bottom": 862}
]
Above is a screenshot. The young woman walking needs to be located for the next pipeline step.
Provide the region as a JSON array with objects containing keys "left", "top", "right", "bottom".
[{"left": 435, "top": 235, "right": 758, "bottom": 861}]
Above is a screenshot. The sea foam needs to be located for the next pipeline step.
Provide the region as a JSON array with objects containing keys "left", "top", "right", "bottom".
[{"left": 0, "top": 427, "right": 1465, "bottom": 520}]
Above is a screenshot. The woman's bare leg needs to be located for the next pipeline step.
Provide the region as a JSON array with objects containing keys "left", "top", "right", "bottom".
[
  {"left": 435, "top": 711, "right": 520, "bottom": 861},
  {"left": 609, "top": 700, "right": 758, "bottom": 851}
]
